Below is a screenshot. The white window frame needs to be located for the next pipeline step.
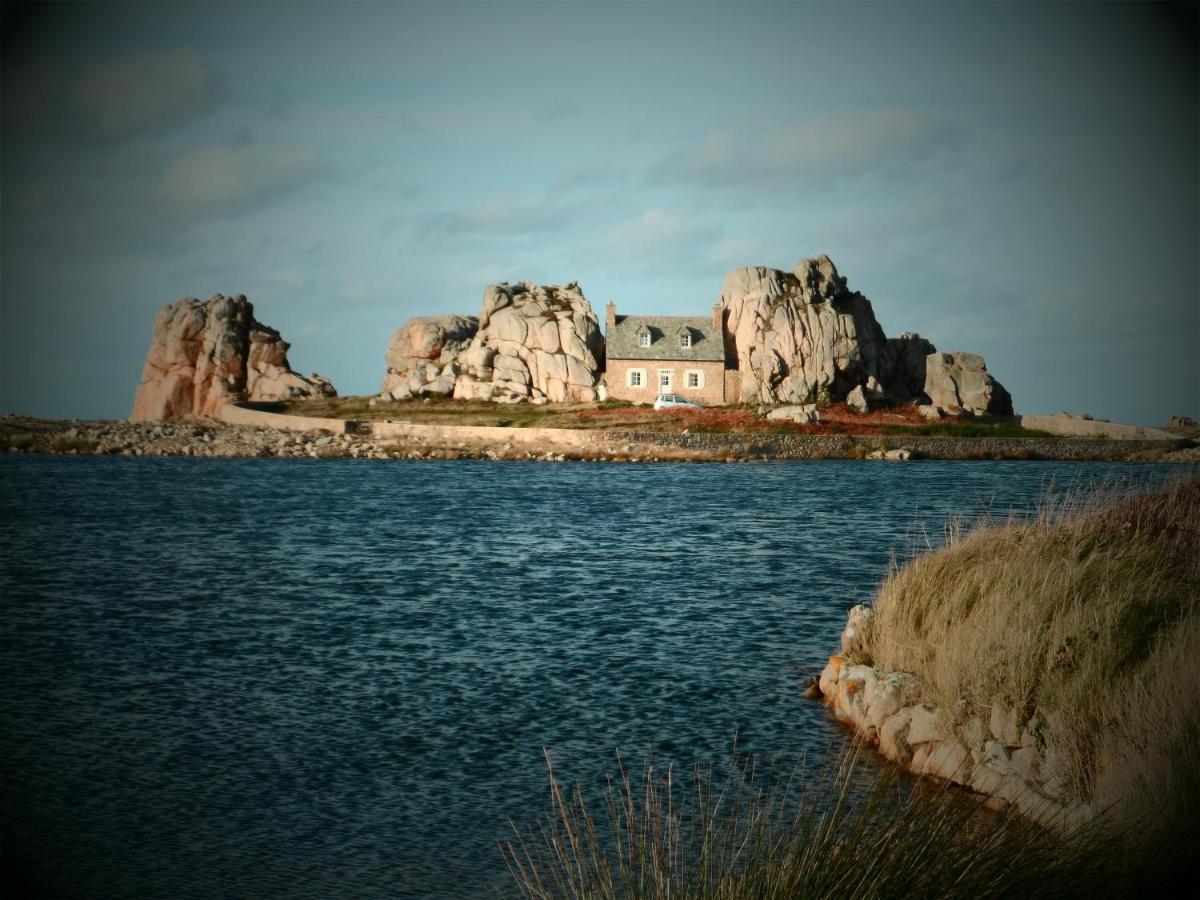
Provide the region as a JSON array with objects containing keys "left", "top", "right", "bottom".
[
  {"left": 638, "top": 331, "right": 651, "bottom": 348},
  {"left": 685, "top": 369, "right": 704, "bottom": 389},
  {"left": 658, "top": 369, "right": 673, "bottom": 391},
  {"left": 679, "top": 332, "right": 692, "bottom": 348},
  {"left": 627, "top": 368, "right": 647, "bottom": 388}
]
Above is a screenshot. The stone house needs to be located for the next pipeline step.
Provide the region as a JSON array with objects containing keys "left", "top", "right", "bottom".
[{"left": 604, "top": 301, "right": 740, "bottom": 405}]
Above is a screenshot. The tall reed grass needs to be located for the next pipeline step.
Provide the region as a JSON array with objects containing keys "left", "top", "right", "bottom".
[{"left": 503, "top": 744, "right": 1120, "bottom": 899}]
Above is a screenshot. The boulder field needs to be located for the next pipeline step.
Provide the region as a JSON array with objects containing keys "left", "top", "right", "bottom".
[{"left": 131, "top": 294, "right": 335, "bottom": 421}]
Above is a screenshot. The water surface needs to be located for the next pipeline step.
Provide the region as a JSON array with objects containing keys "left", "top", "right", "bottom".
[{"left": 0, "top": 456, "right": 1186, "bottom": 897}]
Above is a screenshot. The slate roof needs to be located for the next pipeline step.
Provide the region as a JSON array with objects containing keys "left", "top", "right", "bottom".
[{"left": 606, "top": 315, "right": 725, "bottom": 362}]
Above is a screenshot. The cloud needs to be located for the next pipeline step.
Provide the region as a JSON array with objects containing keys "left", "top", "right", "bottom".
[
  {"left": 420, "top": 194, "right": 586, "bottom": 237},
  {"left": 73, "top": 50, "right": 224, "bottom": 140},
  {"left": 595, "top": 208, "right": 723, "bottom": 276},
  {"left": 161, "top": 146, "right": 323, "bottom": 210},
  {"left": 651, "top": 109, "right": 955, "bottom": 187}
]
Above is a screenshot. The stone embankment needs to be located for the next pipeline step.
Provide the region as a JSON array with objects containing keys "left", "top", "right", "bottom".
[
  {"left": 4, "top": 407, "right": 1195, "bottom": 463},
  {"left": 0, "top": 416, "right": 654, "bottom": 462},
  {"left": 817, "top": 607, "right": 1085, "bottom": 828}
]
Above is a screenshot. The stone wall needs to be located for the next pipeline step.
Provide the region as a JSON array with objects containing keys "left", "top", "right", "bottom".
[{"left": 607, "top": 431, "right": 1185, "bottom": 460}]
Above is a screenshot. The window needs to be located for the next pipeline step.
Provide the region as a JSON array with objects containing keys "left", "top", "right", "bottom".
[
  {"left": 679, "top": 332, "right": 692, "bottom": 348},
  {"left": 659, "top": 370, "right": 673, "bottom": 390},
  {"left": 628, "top": 369, "right": 645, "bottom": 388},
  {"left": 686, "top": 370, "right": 703, "bottom": 389},
  {"left": 638, "top": 330, "right": 651, "bottom": 348}
]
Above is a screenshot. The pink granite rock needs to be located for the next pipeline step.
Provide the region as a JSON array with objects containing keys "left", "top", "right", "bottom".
[{"left": 131, "top": 294, "right": 335, "bottom": 421}]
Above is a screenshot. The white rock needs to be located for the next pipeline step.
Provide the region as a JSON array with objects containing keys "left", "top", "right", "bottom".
[
  {"left": 924, "top": 352, "right": 1012, "bottom": 416},
  {"left": 766, "top": 404, "right": 821, "bottom": 424},
  {"left": 840, "top": 605, "right": 875, "bottom": 655},
  {"left": 907, "top": 704, "right": 945, "bottom": 746},
  {"left": 847, "top": 384, "right": 870, "bottom": 414}
]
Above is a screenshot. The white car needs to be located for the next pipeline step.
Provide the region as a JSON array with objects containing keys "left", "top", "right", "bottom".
[{"left": 653, "top": 393, "right": 703, "bottom": 410}]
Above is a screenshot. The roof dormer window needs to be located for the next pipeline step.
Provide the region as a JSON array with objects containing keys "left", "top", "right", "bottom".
[
  {"left": 679, "top": 332, "right": 692, "bottom": 348},
  {"left": 637, "top": 326, "right": 652, "bottom": 348}
]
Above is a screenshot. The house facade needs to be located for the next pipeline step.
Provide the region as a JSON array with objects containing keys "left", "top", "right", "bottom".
[{"left": 604, "top": 301, "right": 740, "bottom": 405}]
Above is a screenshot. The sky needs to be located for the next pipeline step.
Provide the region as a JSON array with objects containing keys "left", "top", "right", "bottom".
[{"left": 2, "top": 1, "right": 1196, "bottom": 425}]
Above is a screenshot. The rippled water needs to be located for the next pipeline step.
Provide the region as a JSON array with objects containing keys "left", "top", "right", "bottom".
[{"left": 0, "top": 456, "right": 1186, "bottom": 897}]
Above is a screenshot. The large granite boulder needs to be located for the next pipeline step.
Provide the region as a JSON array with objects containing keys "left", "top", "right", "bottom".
[
  {"left": 380, "top": 314, "right": 479, "bottom": 399},
  {"left": 131, "top": 294, "right": 335, "bottom": 421},
  {"left": 923, "top": 352, "right": 1013, "bottom": 416},
  {"left": 889, "top": 332, "right": 937, "bottom": 400},
  {"left": 381, "top": 282, "right": 604, "bottom": 403},
  {"left": 719, "top": 255, "right": 903, "bottom": 405}
]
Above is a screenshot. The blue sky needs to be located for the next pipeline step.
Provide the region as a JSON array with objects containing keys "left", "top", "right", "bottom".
[{"left": 2, "top": 1, "right": 1196, "bottom": 424}]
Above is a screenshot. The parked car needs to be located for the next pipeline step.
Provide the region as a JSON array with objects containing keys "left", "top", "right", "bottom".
[{"left": 653, "top": 393, "right": 703, "bottom": 410}]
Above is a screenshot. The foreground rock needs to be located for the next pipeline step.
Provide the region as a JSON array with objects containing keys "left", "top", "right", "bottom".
[
  {"left": 817, "top": 605, "right": 1083, "bottom": 828},
  {"left": 381, "top": 282, "right": 605, "bottom": 404},
  {"left": 131, "top": 294, "right": 335, "bottom": 421}
]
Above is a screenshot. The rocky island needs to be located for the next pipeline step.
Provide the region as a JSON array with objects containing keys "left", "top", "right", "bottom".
[{"left": 3, "top": 254, "right": 1195, "bottom": 463}]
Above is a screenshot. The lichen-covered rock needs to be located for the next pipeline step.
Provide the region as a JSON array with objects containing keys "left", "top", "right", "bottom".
[
  {"left": 766, "top": 404, "right": 821, "bottom": 424},
  {"left": 924, "top": 352, "right": 1013, "bottom": 416},
  {"left": 131, "top": 294, "right": 335, "bottom": 421},
  {"left": 381, "top": 282, "right": 604, "bottom": 404}
]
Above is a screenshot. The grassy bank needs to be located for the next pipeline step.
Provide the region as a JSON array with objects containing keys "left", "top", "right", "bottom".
[{"left": 864, "top": 477, "right": 1200, "bottom": 872}]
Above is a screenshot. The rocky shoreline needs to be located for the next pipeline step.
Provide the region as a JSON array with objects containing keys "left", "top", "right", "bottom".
[
  {"left": 815, "top": 607, "right": 1083, "bottom": 828},
  {"left": 3, "top": 415, "right": 1198, "bottom": 464}
]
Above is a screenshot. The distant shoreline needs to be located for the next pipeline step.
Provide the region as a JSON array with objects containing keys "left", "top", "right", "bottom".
[{"left": 2, "top": 412, "right": 1196, "bottom": 464}]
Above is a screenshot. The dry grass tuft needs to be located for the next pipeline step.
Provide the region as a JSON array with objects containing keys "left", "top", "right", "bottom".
[{"left": 504, "top": 744, "right": 1122, "bottom": 899}]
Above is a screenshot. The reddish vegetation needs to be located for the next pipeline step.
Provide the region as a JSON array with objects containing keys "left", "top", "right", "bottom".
[{"left": 572, "top": 402, "right": 931, "bottom": 436}]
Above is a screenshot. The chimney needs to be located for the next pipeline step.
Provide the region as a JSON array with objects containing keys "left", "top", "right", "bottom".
[
  {"left": 606, "top": 300, "right": 616, "bottom": 332},
  {"left": 712, "top": 301, "right": 723, "bottom": 333}
]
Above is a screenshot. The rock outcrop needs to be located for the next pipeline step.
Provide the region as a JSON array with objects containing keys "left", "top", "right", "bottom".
[
  {"left": 719, "top": 256, "right": 902, "bottom": 406},
  {"left": 818, "top": 605, "right": 1083, "bottom": 828},
  {"left": 923, "top": 352, "right": 1013, "bottom": 416},
  {"left": 717, "top": 255, "right": 1011, "bottom": 414},
  {"left": 381, "top": 314, "right": 479, "bottom": 400},
  {"left": 131, "top": 294, "right": 335, "bottom": 422},
  {"left": 380, "top": 282, "right": 604, "bottom": 404}
]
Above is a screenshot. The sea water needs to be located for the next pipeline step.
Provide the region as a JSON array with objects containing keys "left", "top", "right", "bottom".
[{"left": 0, "top": 456, "right": 1187, "bottom": 897}]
